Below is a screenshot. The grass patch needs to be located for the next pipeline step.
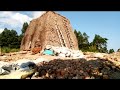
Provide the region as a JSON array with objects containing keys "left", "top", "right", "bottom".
[{"left": 1, "top": 47, "right": 20, "bottom": 53}]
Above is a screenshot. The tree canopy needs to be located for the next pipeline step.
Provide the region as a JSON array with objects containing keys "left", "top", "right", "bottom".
[
  {"left": 117, "top": 48, "right": 120, "bottom": 52},
  {"left": 109, "top": 49, "right": 115, "bottom": 54},
  {"left": 21, "top": 22, "right": 29, "bottom": 35},
  {"left": 74, "top": 30, "right": 89, "bottom": 51},
  {"left": 74, "top": 30, "right": 108, "bottom": 53},
  {"left": 0, "top": 22, "right": 29, "bottom": 49},
  {"left": 92, "top": 34, "right": 108, "bottom": 53},
  {"left": 0, "top": 28, "right": 19, "bottom": 48}
]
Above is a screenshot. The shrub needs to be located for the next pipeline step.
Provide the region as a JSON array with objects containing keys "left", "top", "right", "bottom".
[
  {"left": 1, "top": 47, "right": 11, "bottom": 53},
  {"left": 1, "top": 47, "right": 20, "bottom": 53}
]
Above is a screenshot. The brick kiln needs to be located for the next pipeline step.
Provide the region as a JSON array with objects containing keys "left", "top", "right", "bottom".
[{"left": 20, "top": 11, "right": 79, "bottom": 51}]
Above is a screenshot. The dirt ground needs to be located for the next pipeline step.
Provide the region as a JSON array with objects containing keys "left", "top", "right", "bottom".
[
  {"left": 0, "top": 51, "right": 120, "bottom": 66},
  {"left": 0, "top": 51, "right": 79, "bottom": 62}
]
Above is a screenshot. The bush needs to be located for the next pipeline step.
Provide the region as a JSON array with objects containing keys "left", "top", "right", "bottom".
[
  {"left": 10, "top": 48, "right": 20, "bottom": 52},
  {"left": 109, "top": 49, "right": 114, "bottom": 54},
  {"left": 1, "top": 47, "right": 11, "bottom": 53},
  {"left": 1, "top": 47, "right": 20, "bottom": 53}
]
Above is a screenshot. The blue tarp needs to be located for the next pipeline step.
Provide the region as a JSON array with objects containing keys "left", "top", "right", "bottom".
[{"left": 43, "top": 50, "right": 54, "bottom": 55}]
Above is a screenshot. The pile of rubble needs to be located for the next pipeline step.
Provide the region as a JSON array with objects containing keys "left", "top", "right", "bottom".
[
  {"left": 42, "top": 45, "right": 84, "bottom": 58},
  {"left": 35, "top": 59, "right": 120, "bottom": 79}
]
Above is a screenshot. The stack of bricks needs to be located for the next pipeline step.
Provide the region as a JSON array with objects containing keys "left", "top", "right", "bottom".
[{"left": 20, "top": 11, "right": 79, "bottom": 51}]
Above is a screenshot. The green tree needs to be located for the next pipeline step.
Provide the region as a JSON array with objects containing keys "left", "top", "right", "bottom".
[
  {"left": 74, "top": 29, "right": 78, "bottom": 38},
  {"left": 18, "top": 22, "right": 29, "bottom": 47},
  {"left": 21, "top": 22, "right": 29, "bottom": 35},
  {"left": 92, "top": 34, "right": 108, "bottom": 53},
  {"left": 74, "top": 30, "right": 90, "bottom": 51},
  {"left": 117, "top": 48, "right": 120, "bottom": 52},
  {"left": 74, "top": 30, "right": 83, "bottom": 49},
  {"left": 0, "top": 28, "right": 19, "bottom": 48},
  {"left": 109, "top": 49, "right": 115, "bottom": 54},
  {"left": 82, "top": 32, "right": 89, "bottom": 51},
  {"left": 83, "top": 32, "right": 89, "bottom": 44}
]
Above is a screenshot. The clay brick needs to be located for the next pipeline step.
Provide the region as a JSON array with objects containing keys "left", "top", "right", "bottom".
[{"left": 20, "top": 11, "right": 78, "bottom": 51}]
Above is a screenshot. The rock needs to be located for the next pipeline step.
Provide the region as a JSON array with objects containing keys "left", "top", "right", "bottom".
[
  {"left": 0, "top": 67, "right": 10, "bottom": 75},
  {"left": 0, "top": 61, "right": 17, "bottom": 72},
  {"left": 12, "top": 59, "right": 37, "bottom": 72},
  {"left": 1, "top": 63, "right": 19, "bottom": 72},
  {"left": 19, "top": 61, "right": 36, "bottom": 71},
  {"left": 2, "top": 65, "right": 13, "bottom": 72}
]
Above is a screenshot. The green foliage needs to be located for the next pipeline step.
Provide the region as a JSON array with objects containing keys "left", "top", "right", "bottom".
[
  {"left": 74, "top": 30, "right": 108, "bottom": 53},
  {"left": 74, "top": 30, "right": 89, "bottom": 51},
  {"left": 1, "top": 47, "right": 11, "bottom": 53},
  {"left": 92, "top": 34, "right": 108, "bottom": 53},
  {"left": 10, "top": 48, "right": 20, "bottom": 52},
  {"left": 88, "top": 44, "right": 98, "bottom": 52},
  {"left": 0, "top": 28, "right": 19, "bottom": 48},
  {"left": 117, "top": 48, "right": 120, "bottom": 52},
  {"left": 18, "top": 34, "right": 23, "bottom": 46},
  {"left": 0, "top": 22, "right": 29, "bottom": 52},
  {"left": 19, "top": 22, "right": 29, "bottom": 44},
  {"left": 1, "top": 47, "right": 20, "bottom": 53},
  {"left": 109, "top": 49, "right": 115, "bottom": 54},
  {"left": 21, "top": 22, "right": 29, "bottom": 35}
]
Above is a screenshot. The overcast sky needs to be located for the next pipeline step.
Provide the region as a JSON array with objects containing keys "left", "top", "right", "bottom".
[{"left": 0, "top": 11, "right": 120, "bottom": 51}]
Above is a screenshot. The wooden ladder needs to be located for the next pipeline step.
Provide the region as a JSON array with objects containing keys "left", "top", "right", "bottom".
[
  {"left": 55, "top": 17, "right": 66, "bottom": 47},
  {"left": 63, "top": 19, "right": 74, "bottom": 49}
]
